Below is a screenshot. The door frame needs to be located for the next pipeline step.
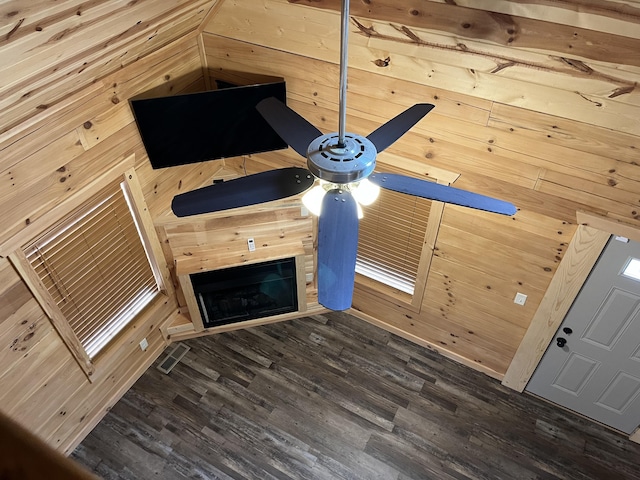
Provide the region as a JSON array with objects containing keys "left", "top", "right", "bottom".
[{"left": 502, "top": 211, "right": 640, "bottom": 442}]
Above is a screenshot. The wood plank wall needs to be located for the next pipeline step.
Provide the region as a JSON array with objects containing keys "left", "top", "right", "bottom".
[
  {"left": 0, "top": 0, "right": 216, "bottom": 136},
  {"left": 0, "top": 2, "right": 224, "bottom": 453},
  {"left": 203, "top": 0, "right": 640, "bottom": 376}
]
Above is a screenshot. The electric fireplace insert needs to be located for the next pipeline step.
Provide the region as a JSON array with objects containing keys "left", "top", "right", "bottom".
[{"left": 190, "top": 257, "right": 298, "bottom": 328}]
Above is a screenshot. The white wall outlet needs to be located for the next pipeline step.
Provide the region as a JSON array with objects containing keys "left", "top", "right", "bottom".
[
  {"left": 247, "top": 237, "right": 256, "bottom": 252},
  {"left": 514, "top": 292, "right": 527, "bottom": 306},
  {"left": 139, "top": 337, "right": 149, "bottom": 351}
]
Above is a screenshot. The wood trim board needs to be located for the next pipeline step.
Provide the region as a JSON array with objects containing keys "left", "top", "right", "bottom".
[
  {"left": 8, "top": 250, "right": 96, "bottom": 380},
  {"left": 501, "top": 224, "right": 610, "bottom": 391}
]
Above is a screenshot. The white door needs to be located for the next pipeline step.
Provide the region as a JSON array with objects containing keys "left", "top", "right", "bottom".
[{"left": 526, "top": 236, "right": 640, "bottom": 434}]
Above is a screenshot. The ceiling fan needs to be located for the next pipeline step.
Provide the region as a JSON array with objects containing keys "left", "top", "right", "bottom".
[{"left": 172, "top": 0, "right": 517, "bottom": 311}]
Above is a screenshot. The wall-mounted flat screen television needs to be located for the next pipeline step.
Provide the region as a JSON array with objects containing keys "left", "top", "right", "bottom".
[{"left": 130, "top": 80, "right": 288, "bottom": 169}]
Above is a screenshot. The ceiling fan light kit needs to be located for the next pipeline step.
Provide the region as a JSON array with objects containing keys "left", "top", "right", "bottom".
[
  {"left": 302, "top": 178, "right": 380, "bottom": 217},
  {"left": 172, "top": 0, "right": 517, "bottom": 311}
]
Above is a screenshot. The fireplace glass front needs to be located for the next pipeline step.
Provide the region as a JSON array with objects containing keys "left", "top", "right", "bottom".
[{"left": 190, "top": 257, "right": 298, "bottom": 328}]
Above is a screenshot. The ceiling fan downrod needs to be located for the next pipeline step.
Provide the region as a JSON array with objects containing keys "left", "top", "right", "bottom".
[
  {"left": 337, "top": 0, "right": 350, "bottom": 148},
  {"left": 305, "top": 0, "right": 377, "bottom": 185}
]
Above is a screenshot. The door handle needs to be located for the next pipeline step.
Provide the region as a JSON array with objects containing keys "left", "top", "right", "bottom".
[{"left": 556, "top": 337, "right": 567, "bottom": 348}]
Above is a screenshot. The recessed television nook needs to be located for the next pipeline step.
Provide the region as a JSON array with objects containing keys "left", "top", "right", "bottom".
[{"left": 190, "top": 257, "right": 299, "bottom": 328}]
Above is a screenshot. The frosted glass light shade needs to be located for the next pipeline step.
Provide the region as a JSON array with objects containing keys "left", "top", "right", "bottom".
[
  {"left": 352, "top": 179, "right": 380, "bottom": 206},
  {"left": 302, "top": 185, "right": 326, "bottom": 216},
  {"left": 303, "top": 179, "right": 380, "bottom": 218}
]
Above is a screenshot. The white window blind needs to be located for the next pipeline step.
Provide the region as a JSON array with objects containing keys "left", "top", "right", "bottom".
[
  {"left": 24, "top": 181, "right": 159, "bottom": 359},
  {"left": 356, "top": 188, "right": 431, "bottom": 294}
]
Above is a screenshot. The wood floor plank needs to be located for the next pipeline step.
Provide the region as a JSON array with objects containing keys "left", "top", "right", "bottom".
[
  {"left": 365, "top": 430, "right": 459, "bottom": 480},
  {"left": 73, "top": 312, "right": 640, "bottom": 479}
]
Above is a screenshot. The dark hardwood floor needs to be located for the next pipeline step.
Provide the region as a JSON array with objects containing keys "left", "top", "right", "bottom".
[{"left": 72, "top": 312, "right": 640, "bottom": 479}]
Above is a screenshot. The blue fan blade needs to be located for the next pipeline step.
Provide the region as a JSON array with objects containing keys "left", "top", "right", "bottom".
[
  {"left": 317, "top": 189, "right": 359, "bottom": 311},
  {"left": 172, "top": 167, "right": 314, "bottom": 217},
  {"left": 256, "top": 97, "right": 322, "bottom": 158},
  {"left": 366, "top": 104, "right": 435, "bottom": 153},
  {"left": 369, "top": 173, "right": 517, "bottom": 215}
]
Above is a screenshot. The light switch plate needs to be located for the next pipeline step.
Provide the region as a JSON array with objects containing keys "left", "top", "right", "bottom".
[
  {"left": 139, "top": 337, "right": 149, "bottom": 351},
  {"left": 514, "top": 292, "right": 527, "bottom": 306},
  {"left": 247, "top": 238, "right": 256, "bottom": 252}
]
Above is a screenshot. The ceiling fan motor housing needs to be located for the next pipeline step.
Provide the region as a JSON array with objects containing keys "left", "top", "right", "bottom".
[{"left": 306, "top": 133, "right": 377, "bottom": 184}]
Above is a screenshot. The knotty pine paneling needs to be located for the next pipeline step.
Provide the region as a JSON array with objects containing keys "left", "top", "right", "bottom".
[
  {"left": 0, "top": 258, "right": 81, "bottom": 440},
  {"left": 0, "top": 33, "right": 219, "bottom": 453},
  {"left": 446, "top": 0, "right": 640, "bottom": 39},
  {"left": 203, "top": 1, "right": 640, "bottom": 377},
  {"left": 0, "top": 39, "right": 213, "bottom": 252},
  {"left": 488, "top": 102, "right": 640, "bottom": 165},
  {"left": 206, "top": 0, "right": 640, "bottom": 135},
  {"left": 0, "top": 298, "right": 54, "bottom": 377},
  {"left": 0, "top": 0, "right": 216, "bottom": 136},
  {"left": 290, "top": 0, "right": 640, "bottom": 67}
]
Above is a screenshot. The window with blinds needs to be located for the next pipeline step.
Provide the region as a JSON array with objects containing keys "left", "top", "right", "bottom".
[
  {"left": 356, "top": 188, "right": 431, "bottom": 295},
  {"left": 24, "top": 181, "right": 160, "bottom": 359}
]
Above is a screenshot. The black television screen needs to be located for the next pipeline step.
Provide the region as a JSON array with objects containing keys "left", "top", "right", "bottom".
[{"left": 130, "top": 81, "right": 288, "bottom": 169}]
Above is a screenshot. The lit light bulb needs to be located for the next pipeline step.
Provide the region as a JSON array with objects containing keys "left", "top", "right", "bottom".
[
  {"left": 356, "top": 202, "right": 364, "bottom": 219},
  {"left": 302, "top": 184, "right": 326, "bottom": 216},
  {"left": 352, "top": 178, "right": 380, "bottom": 206}
]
